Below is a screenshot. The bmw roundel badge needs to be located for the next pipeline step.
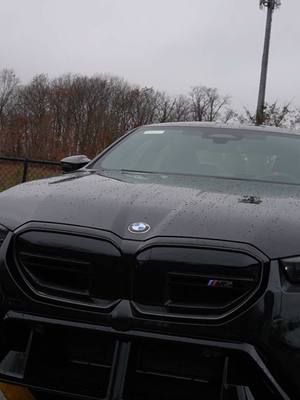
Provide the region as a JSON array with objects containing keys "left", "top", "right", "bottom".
[{"left": 128, "top": 222, "right": 151, "bottom": 234}]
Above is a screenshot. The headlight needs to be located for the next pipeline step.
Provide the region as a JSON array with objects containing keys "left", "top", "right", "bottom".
[
  {"left": 0, "top": 225, "right": 8, "bottom": 249},
  {"left": 281, "top": 257, "right": 300, "bottom": 283}
]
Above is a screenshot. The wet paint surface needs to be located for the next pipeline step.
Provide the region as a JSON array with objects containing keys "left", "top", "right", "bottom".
[{"left": 0, "top": 171, "right": 300, "bottom": 258}]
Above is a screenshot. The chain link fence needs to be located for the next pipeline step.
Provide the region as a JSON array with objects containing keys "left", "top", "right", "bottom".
[{"left": 0, "top": 157, "right": 62, "bottom": 192}]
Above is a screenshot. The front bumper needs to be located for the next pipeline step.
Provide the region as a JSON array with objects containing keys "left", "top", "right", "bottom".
[
  {"left": 0, "top": 223, "right": 299, "bottom": 399},
  {"left": 0, "top": 311, "right": 290, "bottom": 400}
]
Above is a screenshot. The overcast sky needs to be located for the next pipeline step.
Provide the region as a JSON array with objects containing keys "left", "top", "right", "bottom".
[{"left": 0, "top": 0, "right": 299, "bottom": 111}]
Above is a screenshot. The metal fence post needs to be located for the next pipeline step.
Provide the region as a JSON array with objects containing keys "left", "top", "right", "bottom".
[
  {"left": 0, "top": 156, "right": 61, "bottom": 192},
  {"left": 22, "top": 159, "right": 29, "bottom": 183}
]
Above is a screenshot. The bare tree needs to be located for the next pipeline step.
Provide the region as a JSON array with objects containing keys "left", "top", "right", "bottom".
[
  {"left": 220, "top": 108, "right": 239, "bottom": 124},
  {"left": 240, "top": 102, "right": 291, "bottom": 127},
  {"left": 0, "top": 69, "right": 19, "bottom": 132},
  {"left": 5, "top": 72, "right": 300, "bottom": 162},
  {"left": 156, "top": 93, "right": 177, "bottom": 123},
  {"left": 190, "top": 86, "right": 230, "bottom": 122},
  {"left": 170, "top": 95, "right": 192, "bottom": 122}
]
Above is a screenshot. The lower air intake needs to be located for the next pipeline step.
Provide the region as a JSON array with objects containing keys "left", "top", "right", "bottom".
[{"left": 0, "top": 324, "right": 115, "bottom": 399}]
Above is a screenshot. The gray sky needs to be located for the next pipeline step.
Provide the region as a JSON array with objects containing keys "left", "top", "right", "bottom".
[{"left": 0, "top": 0, "right": 299, "bottom": 111}]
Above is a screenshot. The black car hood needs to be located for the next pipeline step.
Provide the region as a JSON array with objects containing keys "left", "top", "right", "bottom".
[{"left": 1, "top": 170, "right": 300, "bottom": 259}]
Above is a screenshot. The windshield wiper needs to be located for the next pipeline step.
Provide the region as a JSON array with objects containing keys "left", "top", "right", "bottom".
[{"left": 119, "top": 169, "right": 161, "bottom": 175}]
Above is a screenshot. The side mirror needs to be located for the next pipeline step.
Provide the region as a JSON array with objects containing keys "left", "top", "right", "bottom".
[{"left": 60, "top": 155, "right": 91, "bottom": 174}]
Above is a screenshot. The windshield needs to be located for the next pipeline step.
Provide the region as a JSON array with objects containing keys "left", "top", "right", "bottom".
[{"left": 90, "top": 126, "right": 300, "bottom": 185}]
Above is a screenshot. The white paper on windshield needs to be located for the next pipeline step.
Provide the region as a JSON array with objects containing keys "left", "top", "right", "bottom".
[{"left": 143, "top": 130, "right": 165, "bottom": 134}]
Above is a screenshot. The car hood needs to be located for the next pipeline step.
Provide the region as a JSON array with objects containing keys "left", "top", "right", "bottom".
[{"left": 1, "top": 170, "right": 300, "bottom": 258}]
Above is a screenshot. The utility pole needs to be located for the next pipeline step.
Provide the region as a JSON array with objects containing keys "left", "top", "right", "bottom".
[{"left": 256, "top": 0, "right": 281, "bottom": 125}]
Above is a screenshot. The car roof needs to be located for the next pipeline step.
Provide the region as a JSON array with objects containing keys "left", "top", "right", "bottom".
[{"left": 142, "top": 122, "right": 299, "bottom": 137}]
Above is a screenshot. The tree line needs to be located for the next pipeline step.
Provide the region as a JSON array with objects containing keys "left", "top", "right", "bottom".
[{"left": 0, "top": 69, "right": 299, "bottom": 160}]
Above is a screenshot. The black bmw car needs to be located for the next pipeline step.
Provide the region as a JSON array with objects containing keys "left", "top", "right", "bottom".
[{"left": 0, "top": 122, "right": 299, "bottom": 399}]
